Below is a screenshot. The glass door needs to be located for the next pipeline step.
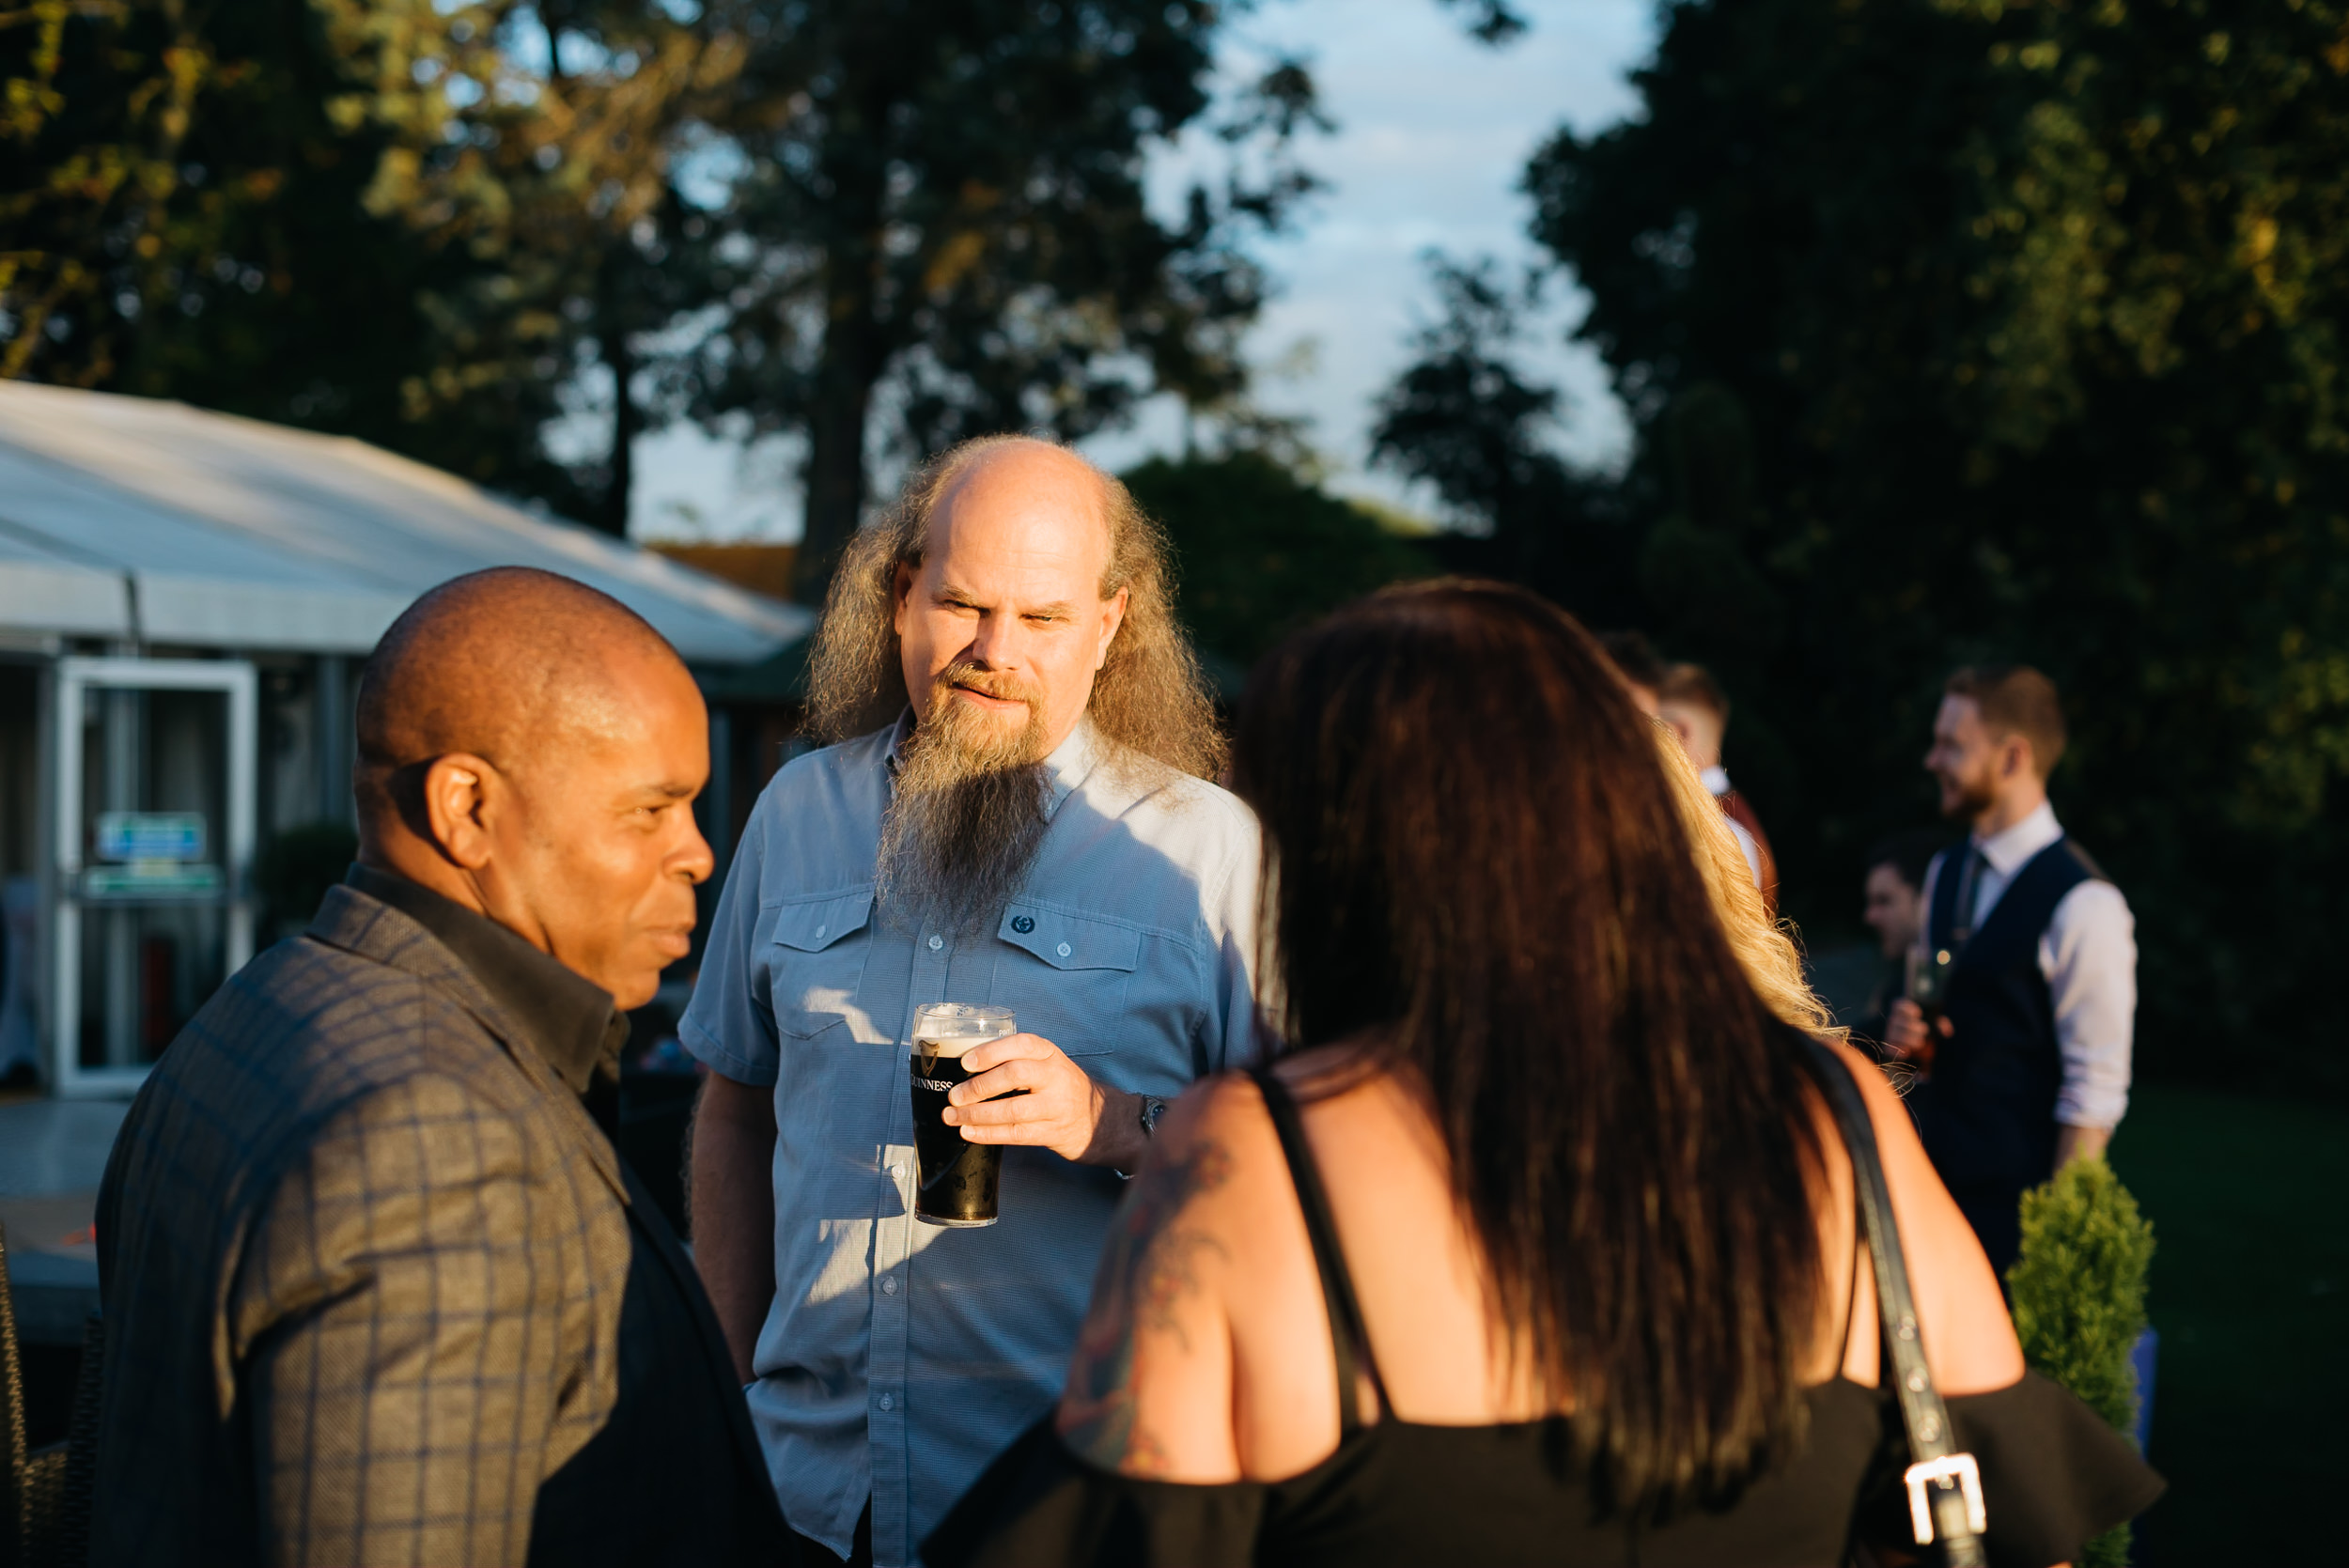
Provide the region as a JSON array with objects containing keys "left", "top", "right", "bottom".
[{"left": 52, "top": 658, "right": 257, "bottom": 1095}]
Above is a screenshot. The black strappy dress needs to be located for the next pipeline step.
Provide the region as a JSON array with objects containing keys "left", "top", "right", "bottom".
[{"left": 926, "top": 1053, "right": 2161, "bottom": 1568}]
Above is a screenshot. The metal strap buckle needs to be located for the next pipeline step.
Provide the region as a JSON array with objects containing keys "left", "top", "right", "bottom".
[{"left": 1904, "top": 1452, "right": 1987, "bottom": 1545}]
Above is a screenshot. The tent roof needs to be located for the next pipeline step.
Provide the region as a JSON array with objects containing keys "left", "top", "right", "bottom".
[{"left": 0, "top": 382, "right": 811, "bottom": 664}]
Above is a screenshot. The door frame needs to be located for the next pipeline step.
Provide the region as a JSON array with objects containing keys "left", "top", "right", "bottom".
[{"left": 51, "top": 656, "right": 257, "bottom": 1097}]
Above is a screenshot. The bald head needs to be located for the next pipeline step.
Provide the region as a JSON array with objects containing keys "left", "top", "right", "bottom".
[
  {"left": 925, "top": 437, "right": 1113, "bottom": 567},
  {"left": 352, "top": 567, "right": 713, "bottom": 1008},
  {"left": 356, "top": 568, "right": 681, "bottom": 839}
]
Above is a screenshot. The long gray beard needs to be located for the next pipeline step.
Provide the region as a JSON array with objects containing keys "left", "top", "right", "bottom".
[{"left": 876, "top": 710, "right": 1052, "bottom": 941}]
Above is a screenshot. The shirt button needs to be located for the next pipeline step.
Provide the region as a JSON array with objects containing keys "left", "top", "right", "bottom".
[
  {"left": 881, "top": 1275, "right": 899, "bottom": 1296},
  {"left": 1056, "top": 941, "right": 1072, "bottom": 958},
  {"left": 878, "top": 1391, "right": 894, "bottom": 1411},
  {"left": 890, "top": 1161, "right": 905, "bottom": 1178},
  {"left": 928, "top": 934, "right": 944, "bottom": 952}
]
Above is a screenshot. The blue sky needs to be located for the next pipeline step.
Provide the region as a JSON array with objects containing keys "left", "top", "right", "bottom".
[{"left": 625, "top": 0, "right": 1658, "bottom": 541}]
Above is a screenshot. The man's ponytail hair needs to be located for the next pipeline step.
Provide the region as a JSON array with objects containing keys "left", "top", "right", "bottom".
[{"left": 1946, "top": 664, "right": 2066, "bottom": 777}]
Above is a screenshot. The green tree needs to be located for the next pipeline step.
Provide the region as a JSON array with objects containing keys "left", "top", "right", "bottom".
[
  {"left": 319, "top": 0, "right": 739, "bottom": 530},
  {"left": 1522, "top": 0, "right": 2349, "bottom": 1089},
  {"left": 1122, "top": 448, "right": 1429, "bottom": 678},
  {"left": 683, "top": 0, "right": 1330, "bottom": 598},
  {"left": 0, "top": 1, "right": 722, "bottom": 530},
  {"left": 0, "top": 0, "right": 258, "bottom": 384},
  {"left": 1368, "top": 253, "right": 1635, "bottom": 627}
]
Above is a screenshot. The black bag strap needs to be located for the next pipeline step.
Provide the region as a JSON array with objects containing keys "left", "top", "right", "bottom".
[
  {"left": 1251, "top": 1067, "right": 1389, "bottom": 1436},
  {"left": 1800, "top": 1039, "right": 1988, "bottom": 1567}
]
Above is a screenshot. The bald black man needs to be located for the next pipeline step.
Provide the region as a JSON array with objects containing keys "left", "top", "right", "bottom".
[{"left": 89, "top": 568, "right": 786, "bottom": 1567}]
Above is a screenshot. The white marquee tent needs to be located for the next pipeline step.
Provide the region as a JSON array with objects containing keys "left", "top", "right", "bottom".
[
  {"left": 0, "top": 380, "right": 809, "bottom": 660},
  {"left": 0, "top": 382, "right": 811, "bottom": 1094}
]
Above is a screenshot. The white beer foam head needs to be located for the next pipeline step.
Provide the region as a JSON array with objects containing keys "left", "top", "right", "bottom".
[{"left": 912, "top": 1003, "right": 1013, "bottom": 1059}]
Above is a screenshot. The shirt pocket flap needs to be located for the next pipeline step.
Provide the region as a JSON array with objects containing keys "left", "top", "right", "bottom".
[
  {"left": 997, "top": 905, "right": 1142, "bottom": 973},
  {"left": 771, "top": 889, "right": 874, "bottom": 954}
]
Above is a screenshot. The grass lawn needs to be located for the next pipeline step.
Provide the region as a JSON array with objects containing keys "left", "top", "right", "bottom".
[{"left": 2107, "top": 1081, "right": 2347, "bottom": 1562}]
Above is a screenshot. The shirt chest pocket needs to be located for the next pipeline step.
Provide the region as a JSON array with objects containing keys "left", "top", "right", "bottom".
[
  {"left": 768, "top": 888, "right": 879, "bottom": 1045},
  {"left": 988, "top": 903, "right": 1142, "bottom": 1058}
]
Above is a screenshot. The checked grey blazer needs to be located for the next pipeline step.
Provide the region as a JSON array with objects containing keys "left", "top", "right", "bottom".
[{"left": 90, "top": 884, "right": 633, "bottom": 1568}]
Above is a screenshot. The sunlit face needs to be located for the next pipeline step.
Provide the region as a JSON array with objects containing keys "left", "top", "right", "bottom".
[
  {"left": 491, "top": 649, "right": 712, "bottom": 1009},
  {"left": 1924, "top": 694, "right": 2003, "bottom": 821},
  {"left": 1861, "top": 862, "right": 1923, "bottom": 961},
  {"left": 893, "top": 444, "right": 1130, "bottom": 761}
]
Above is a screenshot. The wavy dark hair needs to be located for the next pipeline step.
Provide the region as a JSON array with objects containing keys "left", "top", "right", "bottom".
[{"left": 1229, "top": 579, "right": 1828, "bottom": 1518}]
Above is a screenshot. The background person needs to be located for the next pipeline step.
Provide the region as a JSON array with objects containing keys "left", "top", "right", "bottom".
[
  {"left": 1654, "top": 720, "right": 1839, "bottom": 1041},
  {"left": 1657, "top": 660, "right": 1778, "bottom": 908},
  {"left": 683, "top": 435, "right": 1258, "bottom": 1568},
  {"left": 931, "top": 580, "right": 2157, "bottom": 1567},
  {"left": 90, "top": 569, "right": 785, "bottom": 1568},
  {"left": 1595, "top": 628, "right": 1666, "bottom": 716},
  {"left": 1884, "top": 664, "right": 2136, "bottom": 1275},
  {"left": 1857, "top": 827, "right": 1952, "bottom": 1050}
]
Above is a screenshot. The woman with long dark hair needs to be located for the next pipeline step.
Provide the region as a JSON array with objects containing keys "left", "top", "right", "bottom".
[{"left": 930, "top": 582, "right": 2157, "bottom": 1566}]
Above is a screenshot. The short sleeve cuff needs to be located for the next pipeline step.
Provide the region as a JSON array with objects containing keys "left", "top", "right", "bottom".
[
  {"left": 2054, "top": 1087, "right": 2127, "bottom": 1131},
  {"left": 678, "top": 1016, "right": 779, "bottom": 1089}
]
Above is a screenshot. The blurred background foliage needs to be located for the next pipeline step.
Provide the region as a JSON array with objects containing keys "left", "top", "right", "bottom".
[
  {"left": 1124, "top": 447, "right": 1430, "bottom": 681},
  {"left": 0, "top": 0, "right": 1337, "bottom": 551},
  {"left": 1492, "top": 0, "right": 2349, "bottom": 1098},
  {"left": 7, "top": 0, "right": 2349, "bottom": 1098}
]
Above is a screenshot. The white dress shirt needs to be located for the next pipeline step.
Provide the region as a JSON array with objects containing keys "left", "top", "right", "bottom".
[
  {"left": 1698, "top": 765, "right": 1766, "bottom": 889},
  {"left": 1915, "top": 800, "right": 2137, "bottom": 1130}
]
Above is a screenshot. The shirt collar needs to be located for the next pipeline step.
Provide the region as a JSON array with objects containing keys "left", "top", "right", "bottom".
[
  {"left": 1698, "top": 765, "right": 1732, "bottom": 798},
  {"left": 1038, "top": 717, "right": 1105, "bottom": 818},
  {"left": 1972, "top": 798, "right": 2062, "bottom": 877},
  {"left": 344, "top": 863, "right": 627, "bottom": 1096},
  {"left": 884, "top": 707, "right": 1105, "bottom": 821}
]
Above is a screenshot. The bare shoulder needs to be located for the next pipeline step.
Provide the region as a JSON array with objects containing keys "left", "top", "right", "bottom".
[
  {"left": 1818, "top": 1040, "right": 2025, "bottom": 1395},
  {"left": 1056, "top": 1073, "right": 1278, "bottom": 1481}
]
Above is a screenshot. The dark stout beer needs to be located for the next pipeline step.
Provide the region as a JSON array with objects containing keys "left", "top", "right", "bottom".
[
  {"left": 1904, "top": 944, "right": 1955, "bottom": 1073},
  {"left": 908, "top": 1003, "right": 1018, "bottom": 1226}
]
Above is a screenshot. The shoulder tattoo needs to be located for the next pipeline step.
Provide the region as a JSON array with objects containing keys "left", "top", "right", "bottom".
[{"left": 1058, "top": 1135, "right": 1235, "bottom": 1474}]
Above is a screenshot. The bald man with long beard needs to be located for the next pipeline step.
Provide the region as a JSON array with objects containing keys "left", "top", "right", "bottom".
[
  {"left": 89, "top": 569, "right": 786, "bottom": 1568},
  {"left": 684, "top": 436, "right": 1258, "bottom": 1568}
]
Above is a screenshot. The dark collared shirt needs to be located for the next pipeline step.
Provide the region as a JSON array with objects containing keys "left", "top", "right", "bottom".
[{"left": 345, "top": 863, "right": 629, "bottom": 1097}]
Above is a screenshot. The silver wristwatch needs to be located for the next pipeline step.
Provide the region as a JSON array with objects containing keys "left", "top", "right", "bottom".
[{"left": 1139, "top": 1094, "right": 1169, "bottom": 1139}]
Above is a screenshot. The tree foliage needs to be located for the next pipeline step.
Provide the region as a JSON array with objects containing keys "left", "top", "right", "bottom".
[
  {"left": 1122, "top": 448, "right": 1429, "bottom": 677},
  {"left": 1369, "top": 254, "right": 1635, "bottom": 627},
  {"left": 1517, "top": 0, "right": 2349, "bottom": 1088},
  {"left": 3, "top": 2, "right": 1337, "bottom": 549},
  {"left": 0, "top": 0, "right": 723, "bottom": 529},
  {"left": 684, "top": 0, "right": 1323, "bottom": 597}
]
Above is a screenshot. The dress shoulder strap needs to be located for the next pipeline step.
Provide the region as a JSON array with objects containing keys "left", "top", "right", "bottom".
[{"left": 1250, "top": 1066, "right": 1389, "bottom": 1435}]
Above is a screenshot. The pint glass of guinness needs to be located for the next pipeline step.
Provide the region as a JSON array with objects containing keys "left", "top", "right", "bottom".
[{"left": 909, "top": 1002, "right": 1019, "bottom": 1227}]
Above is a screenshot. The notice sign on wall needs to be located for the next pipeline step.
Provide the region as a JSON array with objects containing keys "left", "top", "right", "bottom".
[
  {"left": 97, "top": 812, "right": 207, "bottom": 862},
  {"left": 86, "top": 812, "right": 220, "bottom": 898}
]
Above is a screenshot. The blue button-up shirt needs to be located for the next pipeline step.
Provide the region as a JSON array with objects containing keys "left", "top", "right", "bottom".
[{"left": 679, "top": 716, "right": 1260, "bottom": 1566}]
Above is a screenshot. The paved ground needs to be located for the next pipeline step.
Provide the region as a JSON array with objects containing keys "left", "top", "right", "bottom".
[{"left": 0, "top": 1094, "right": 125, "bottom": 1345}]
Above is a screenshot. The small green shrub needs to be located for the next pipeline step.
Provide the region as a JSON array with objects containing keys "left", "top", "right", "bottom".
[{"left": 2008, "top": 1157, "right": 2155, "bottom": 1568}]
